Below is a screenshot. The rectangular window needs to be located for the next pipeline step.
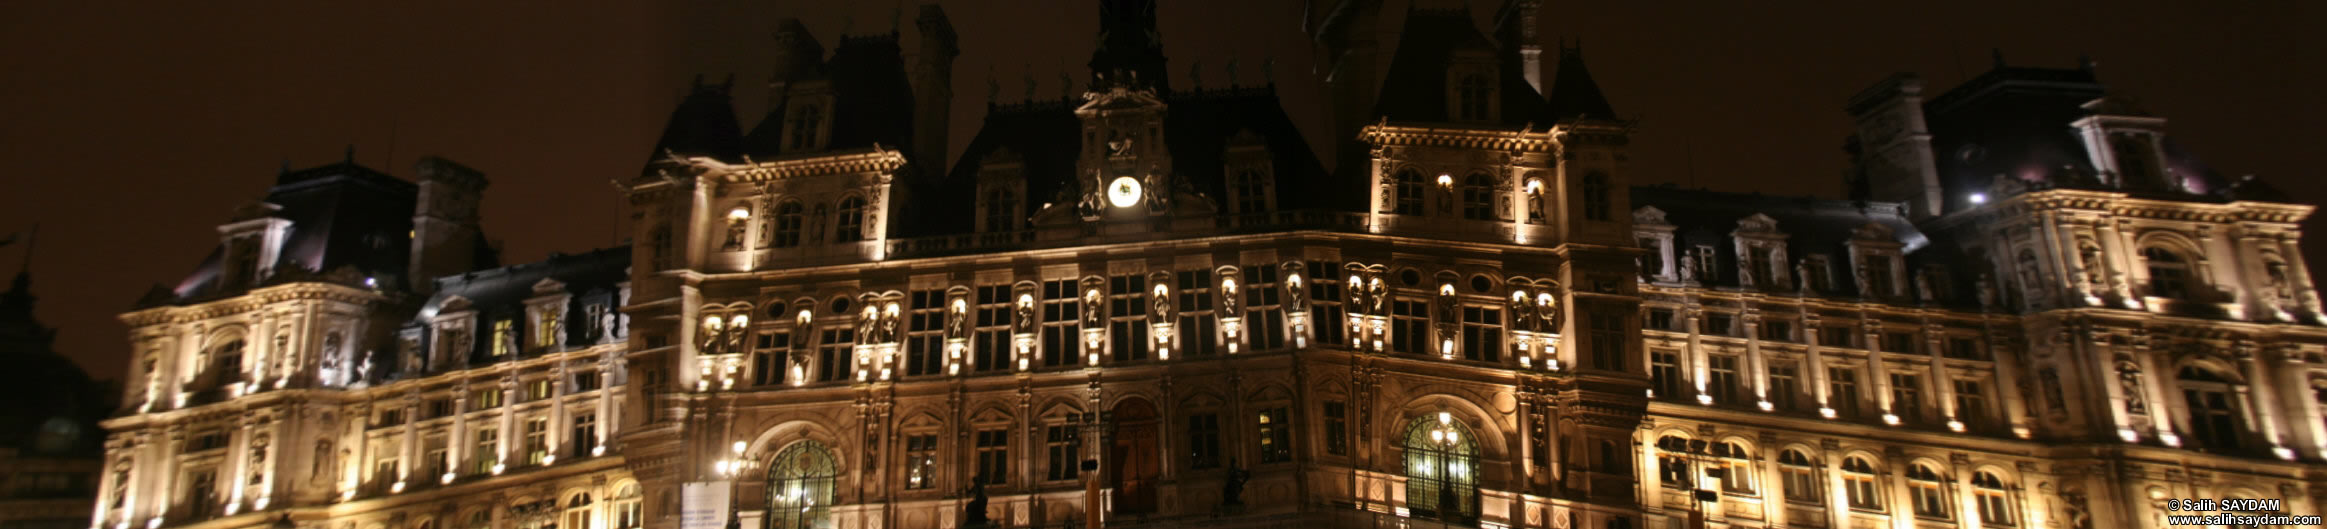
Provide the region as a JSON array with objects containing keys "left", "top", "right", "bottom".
[
  {"left": 1390, "top": 298, "right": 1429, "bottom": 355},
  {"left": 474, "top": 428, "right": 499, "bottom": 474},
  {"left": 973, "top": 285, "right": 1011, "bottom": 372},
  {"left": 523, "top": 417, "right": 548, "bottom": 465},
  {"left": 1769, "top": 363, "right": 1800, "bottom": 410},
  {"left": 753, "top": 331, "right": 790, "bottom": 386},
  {"left": 1323, "top": 401, "right": 1348, "bottom": 456},
  {"left": 573, "top": 370, "right": 600, "bottom": 392},
  {"left": 425, "top": 448, "right": 449, "bottom": 480},
  {"left": 1590, "top": 311, "right": 1625, "bottom": 371},
  {"left": 1945, "top": 337, "right": 1985, "bottom": 360},
  {"left": 1890, "top": 373, "right": 1922, "bottom": 421},
  {"left": 975, "top": 429, "right": 1008, "bottom": 485},
  {"left": 1257, "top": 407, "right": 1291, "bottom": 464},
  {"left": 472, "top": 388, "right": 503, "bottom": 410},
  {"left": 527, "top": 379, "right": 553, "bottom": 401},
  {"left": 1703, "top": 313, "right": 1734, "bottom": 337},
  {"left": 905, "top": 434, "right": 937, "bottom": 490},
  {"left": 1954, "top": 380, "right": 1989, "bottom": 428},
  {"left": 1308, "top": 261, "right": 1346, "bottom": 347},
  {"left": 1647, "top": 309, "right": 1675, "bottom": 331},
  {"left": 1640, "top": 238, "right": 1666, "bottom": 278},
  {"left": 1108, "top": 275, "right": 1150, "bottom": 362},
  {"left": 1244, "top": 265, "right": 1286, "bottom": 351},
  {"left": 1829, "top": 368, "right": 1860, "bottom": 417},
  {"left": 1040, "top": 279, "right": 1081, "bottom": 367},
  {"left": 1651, "top": 351, "right": 1684, "bottom": 398},
  {"left": 491, "top": 319, "right": 514, "bottom": 358},
  {"left": 817, "top": 328, "right": 855, "bottom": 382},
  {"left": 1865, "top": 255, "right": 1895, "bottom": 296},
  {"left": 1882, "top": 332, "right": 1917, "bottom": 354},
  {"left": 1188, "top": 413, "right": 1221, "bottom": 470},
  {"left": 572, "top": 413, "right": 597, "bottom": 457},
  {"left": 1177, "top": 270, "right": 1219, "bottom": 357},
  {"left": 1819, "top": 326, "right": 1856, "bottom": 348},
  {"left": 905, "top": 290, "right": 945, "bottom": 377},
  {"left": 1759, "top": 320, "right": 1792, "bottom": 342},
  {"left": 427, "top": 398, "right": 453, "bottom": 419},
  {"left": 1695, "top": 245, "right": 1719, "bottom": 279},
  {"left": 1708, "top": 355, "right": 1741, "bottom": 404},
  {"left": 1046, "top": 421, "right": 1082, "bottom": 482},
  {"left": 1460, "top": 306, "right": 1503, "bottom": 362},
  {"left": 376, "top": 408, "right": 406, "bottom": 428}
]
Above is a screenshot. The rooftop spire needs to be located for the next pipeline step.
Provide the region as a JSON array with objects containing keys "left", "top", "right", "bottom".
[{"left": 1544, "top": 44, "right": 1616, "bottom": 122}]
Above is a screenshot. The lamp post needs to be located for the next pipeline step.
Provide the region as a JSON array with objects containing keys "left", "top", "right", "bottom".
[
  {"left": 715, "top": 441, "right": 758, "bottom": 529},
  {"left": 1426, "top": 412, "right": 1464, "bottom": 524},
  {"left": 1665, "top": 439, "right": 1733, "bottom": 529}
]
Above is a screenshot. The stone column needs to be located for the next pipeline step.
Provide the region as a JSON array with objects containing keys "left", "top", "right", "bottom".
[
  {"left": 1863, "top": 318, "right": 1895, "bottom": 422},
  {"left": 499, "top": 377, "right": 519, "bottom": 473},
  {"left": 2131, "top": 336, "right": 2177, "bottom": 446},
  {"left": 2235, "top": 343, "right": 2288, "bottom": 454},
  {"left": 399, "top": 395, "right": 420, "bottom": 485},
  {"left": 1638, "top": 423, "right": 1663, "bottom": 513},
  {"left": 226, "top": 417, "right": 254, "bottom": 511},
  {"left": 1884, "top": 448, "right": 1913, "bottom": 529},
  {"left": 1821, "top": 439, "right": 1849, "bottom": 529},
  {"left": 1986, "top": 324, "right": 2031, "bottom": 438},
  {"left": 1804, "top": 314, "right": 1832, "bottom": 415},
  {"left": 1743, "top": 312, "right": 1770, "bottom": 410},
  {"left": 2276, "top": 236, "right": 2325, "bottom": 318},
  {"left": 1950, "top": 453, "right": 1981, "bottom": 529},
  {"left": 449, "top": 386, "right": 470, "bottom": 479},
  {"left": 257, "top": 420, "right": 280, "bottom": 508},
  {"left": 550, "top": 364, "right": 568, "bottom": 464},
  {"left": 1759, "top": 432, "right": 1787, "bottom": 529},
  {"left": 1926, "top": 323, "right": 1956, "bottom": 428},
  {"left": 1684, "top": 308, "right": 1706, "bottom": 403},
  {"left": 597, "top": 361, "right": 615, "bottom": 456}
]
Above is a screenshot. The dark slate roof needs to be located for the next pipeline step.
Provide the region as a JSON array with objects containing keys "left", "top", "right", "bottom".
[
  {"left": 164, "top": 160, "right": 420, "bottom": 303},
  {"left": 920, "top": 85, "right": 1333, "bottom": 237},
  {"left": 743, "top": 33, "right": 919, "bottom": 160},
  {"left": 1633, "top": 186, "right": 1952, "bottom": 301},
  {"left": 1088, "top": 0, "right": 1171, "bottom": 93},
  {"left": 412, "top": 246, "right": 630, "bottom": 370},
  {"left": 644, "top": 79, "right": 745, "bottom": 173},
  {"left": 1370, "top": 7, "right": 1552, "bottom": 127},
  {"left": 1543, "top": 45, "right": 1616, "bottom": 122},
  {"left": 0, "top": 272, "right": 110, "bottom": 455}
]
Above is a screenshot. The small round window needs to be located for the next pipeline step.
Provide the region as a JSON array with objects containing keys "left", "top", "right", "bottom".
[
  {"left": 1399, "top": 269, "right": 1422, "bottom": 287},
  {"left": 829, "top": 296, "right": 851, "bottom": 315},
  {"left": 764, "top": 301, "right": 788, "bottom": 320},
  {"left": 1469, "top": 275, "right": 1493, "bottom": 294}
]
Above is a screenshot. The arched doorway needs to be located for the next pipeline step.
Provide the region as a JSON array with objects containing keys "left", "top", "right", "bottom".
[
  {"left": 766, "top": 441, "right": 838, "bottom": 529},
  {"left": 1109, "top": 398, "right": 1160, "bottom": 515},
  {"left": 1402, "top": 412, "right": 1479, "bottom": 523}
]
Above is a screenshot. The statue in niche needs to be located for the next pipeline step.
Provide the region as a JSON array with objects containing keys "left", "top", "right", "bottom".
[
  {"left": 1151, "top": 284, "right": 1172, "bottom": 321},
  {"left": 1915, "top": 270, "right": 1937, "bottom": 302},
  {"left": 1366, "top": 277, "right": 1387, "bottom": 316},
  {"left": 722, "top": 220, "right": 745, "bottom": 251},
  {"left": 808, "top": 203, "right": 828, "bottom": 245},
  {"left": 2039, "top": 368, "right": 2069, "bottom": 414},
  {"left": 1537, "top": 293, "right": 1562, "bottom": 331},
  {"left": 946, "top": 298, "right": 968, "bottom": 340},
  {"left": 1436, "top": 186, "right": 1453, "bottom": 215},
  {"left": 604, "top": 307, "right": 625, "bottom": 340},
  {"left": 1508, "top": 291, "right": 1535, "bottom": 332},
  {"left": 1737, "top": 258, "right": 1757, "bottom": 287},
  {"left": 1794, "top": 260, "right": 1813, "bottom": 293},
  {"left": 2076, "top": 238, "right": 2103, "bottom": 280},
  {"left": 1526, "top": 190, "right": 1546, "bottom": 225},
  {"left": 725, "top": 315, "right": 749, "bottom": 353},
  {"left": 1220, "top": 277, "right": 1242, "bottom": 316},
  {"left": 2062, "top": 489, "right": 2092, "bottom": 529},
  {"left": 1081, "top": 279, "right": 1105, "bottom": 328},
  {"left": 1435, "top": 287, "right": 1457, "bottom": 323},
  {"left": 399, "top": 336, "right": 422, "bottom": 373},
  {"left": 312, "top": 438, "right": 334, "bottom": 479},
  {"left": 1076, "top": 171, "right": 1105, "bottom": 219},
  {"left": 857, "top": 306, "right": 880, "bottom": 344},
  {"left": 1379, "top": 182, "right": 1398, "bottom": 211},
  {"left": 698, "top": 316, "right": 726, "bottom": 354},
  {"left": 1143, "top": 165, "right": 1171, "bottom": 212},
  {"left": 2264, "top": 259, "right": 2295, "bottom": 311},
  {"left": 2117, "top": 362, "right": 2148, "bottom": 414},
  {"left": 1012, "top": 294, "right": 1035, "bottom": 335},
  {"left": 1285, "top": 273, "right": 1307, "bottom": 313},
  {"left": 1853, "top": 262, "right": 1873, "bottom": 297},
  {"left": 1975, "top": 273, "right": 1996, "bottom": 308},
  {"left": 355, "top": 353, "right": 372, "bottom": 383},
  {"left": 880, "top": 304, "right": 901, "bottom": 344},
  {"left": 1678, "top": 253, "right": 1698, "bottom": 282}
]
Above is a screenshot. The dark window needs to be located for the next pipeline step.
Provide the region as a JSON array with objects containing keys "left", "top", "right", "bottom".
[
  {"left": 753, "top": 331, "right": 790, "bottom": 386},
  {"left": 1769, "top": 363, "right": 1800, "bottom": 410},
  {"left": 572, "top": 413, "right": 597, "bottom": 458},
  {"left": 1323, "top": 401, "right": 1349, "bottom": 456},
  {"left": 1708, "top": 355, "right": 1741, "bottom": 404},
  {"left": 973, "top": 285, "right": 1010, "bottom": 372},
  {"left": 1234, "top": 170, "right": 1270, "bottom": 213},
  {"left": 1040, "top": 279, "right": 1081, "bottom": 367},
  {"left": 1393, "top": 171, "right": 1424, "bottom": 215},
  {"left": 1457, "top": 74, "right": 1491, "bottom": 121},
  {"left": 1391, "top": 298, "right": 1429, "bottom": 355},
  {"left": 1945, "top": 337, "right": 1986, "bottom": 360},
  {"left": 1188, "top": 413, "right": 1221, "bottom": 470},
  {"left": 2144, "top": 246, "right": 2192, "bottom": 299},
  {"left": 905, "top": 435, "right": 937, "bottom": 490},
  {"left": 835, "top": 196, "right": 866, "bottom": 243},
  {"left": 1177, "top": 270, "right": 1218, "bottom": 357},
  {"left": 1882, "top": 332, "right": 1917, "bottom": 354},
  {"left": 788, "top": 105, "right": 821, "bottom": 151},
  {"left": 1243, "top": 264, "right": 1286, "bottom": 351},
  {"left": 1461, "top": 173, "right": 1495, "bottom": 220},
  {"left": 1829, "top": 368, "right": 1861, "bottom": 417},
  {"left": 1702, "top": 313, "right": 1733, "bottom": 337},
  {"left": 1108, "top": 275, "right": 1150, "bottom": 362},
  {"left": 1647, "top": 309, "right": 1675, "bottom": 331},
  {"left": 1308, "top": 262, "right": 1346, "bottom": 347},
  {"left": 974, "top": 429, "right": 1008, "bottom": 485},
  {"left": 817, "top": 328, "right": 854, "bottom": 382},
  {"left": 984, "top": 189, "right": 1018, "bottom": 232},
  {"left": 1582, "top": 173, "right": 1611, "bottom": 221},
  {"left": 1954, "top": 380, "right": 1989, "bottom": 429},
  {"left": 1590, "top": 311, "right": 1625, "bottom": 371},
  {"left": 1820, "top": 326, "right": 1856, "bottom": 348},
  {"left": 1046, "top": 420, "right": 1082, "bottom": 482},
  {"left": 904, "top": 290, "right": 944, "bottom": 377},
  {"left": 1758, "top": 320, "right": 1792, "bottom": 342},
  {"left": 1651, "top": 351, "right": 1684, "bottom": 398},
  {"left": 773, "top": 202, "right": 803, "bottom": 248},
  {"left": 1890, "top": 373, "right": 1922, "bottom": 421},
  {"left": 1460, "top": 306, "right": 1502, "bottom": 362}
]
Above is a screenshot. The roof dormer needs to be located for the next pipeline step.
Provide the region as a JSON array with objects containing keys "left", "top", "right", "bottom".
[{"left": 216, "top": 201, "right": 293, "bottom": 290}]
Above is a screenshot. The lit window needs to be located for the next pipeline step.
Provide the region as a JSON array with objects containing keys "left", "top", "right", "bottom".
[
  {"left": 1843, "top": 457, "right": 1881, "bottom": 511},
  {"left": 1908, "top": 464, "right": 1949, "bottom": 519},
  {"left": 1780, "top": 450, "right": 1820, "bottom": 503},
  {"left": 1974, "top": 472, "right": 2014, "bottom": 526}
]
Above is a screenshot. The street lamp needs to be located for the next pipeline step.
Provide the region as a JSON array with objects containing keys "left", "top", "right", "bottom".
[{"left": 1426, "top": 412, "right": 1465, "bottom": 523}]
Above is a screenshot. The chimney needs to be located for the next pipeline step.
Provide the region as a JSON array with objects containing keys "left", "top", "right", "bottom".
[
  {"left": 409, "top": 156, "right": 489, "bottom": 295},
  {"left": 912, "top": 4, "right": 961, "bottom": 175}
]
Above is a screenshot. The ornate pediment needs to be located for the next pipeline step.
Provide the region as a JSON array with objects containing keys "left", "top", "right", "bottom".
[
  {"left": 1851, "top": 221, "right": 1896, "bottom": 242},
  {"left": 1734, "top": 213, "right": 1783, "bottom": 235},
  {"left": 1632, "top": 205, "right": 1670, "bottom": 227},
  {"left": 530, "top": 278, "right": 567, "bottom": 295}
]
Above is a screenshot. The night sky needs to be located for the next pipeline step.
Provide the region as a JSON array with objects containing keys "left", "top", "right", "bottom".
[{"left": 3, "top": 0, "right": 2321, "bottom": 382}]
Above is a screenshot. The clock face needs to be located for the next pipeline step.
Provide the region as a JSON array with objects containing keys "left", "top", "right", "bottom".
[{"left": 1107, "top": 176, "right": 1143, "bottom": 208}]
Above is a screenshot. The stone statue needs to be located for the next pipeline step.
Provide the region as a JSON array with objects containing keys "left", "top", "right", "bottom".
[
  {"left": 1915, "top": 270, "right": 1937, "bottom": 302},
  {"left": 946, "top": 299, "right": 968, "bottom": 340},
  {"left": 2117, "top": 362, "right": 2148, "bottom": 414},
  {"left": 1081, "top": 279, "right": 1105, "bottom": 328},
  {"left": 1221, "top": 462, "right": 1250, "bottom": 507},
  {"left": 1220, "top": 277, "right": 1242, "bottom": 316},
  {"left": 1012, "top": 294, "right": 1036, "bottom": 335},
  {"left": 1678, "top": 253, "right": 1698, "bottom": 282},
  {"left": 964, "top": 479, "right": 992, "bottom": 527},
  {"left": 1508, "top": 291, "right": 1535, "bottom": 333},
  {"left": 1366, "top": 277, "right": 1387, "bottom": 316},
  {"left": 726, "top": 316, "right": 748, "bottom": 353},
  {"left": 1794, "top": 260, "right": 1813, "bottom": 293},
  {"left": 698, "top": 317, "right": 726, "bottom": 354},
  {"left": 1285, "top": 273, "right": 1307, "bottom": 313},
  {"left": 1150, "top": 284, "right": 1172, "bottom": 322},
  {"left": 857, "top": 307, "right": 880, "bottom": 344},
  {"left": 1526, "top": 192, "right": 1546, "bottom": 225},
  {"left": 880, "top": 304, "right": 901, "bottom": 343},
  {"left": 1536, "top": 293, "right": 1561, "bottom": 331},
  {"left": 723, "top": 221, "right": 745, "bottom": 251},
  {"left": 1975, "top": 273, "right": 1996, "bottom": 308}
]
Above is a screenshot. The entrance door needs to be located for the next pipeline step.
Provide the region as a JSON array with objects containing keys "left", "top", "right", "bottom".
[{"left": 1109, "top": 399, "right": 1160, "bottom": 514}]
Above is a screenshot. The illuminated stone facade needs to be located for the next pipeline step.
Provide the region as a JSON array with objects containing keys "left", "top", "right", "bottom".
[{"left": 97, "top": 2, "right": 2327, "bottom": 529}]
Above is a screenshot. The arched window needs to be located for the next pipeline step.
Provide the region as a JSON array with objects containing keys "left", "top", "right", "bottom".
[
  {"left": 984, "top": 189, "right": 1018, "bottom": 232},
  {"left": 767, "top": 441, "right": 839, "bottom": 529},
  {"left": 1655, "top": 436, "right": 1692, "bottom": 488},
  {"left": 1907, "top": 463, "right": 1949, "bottom": 519},
  {"left": 1402, "top": 413, "right": 1479, "bottom": 523},
  {"left": 1582, "top": 173, "right": 1611, "bottom": 221},
  {"left": 1394, "top": 170, "right": 1424, "bottom": 215},
  {"left": 211, "top": 339, "right": 245, "bottom": 378},
  {"left": 467, "top": 510, "right": 491, "bottom": 529},
  {"left": 1842, "top": 456, "right": 1882, "bottom": 511},
  {"left": 835, "top": 196, "right": 866, "bottom": 243},
  {"left": 612, "top": 484, "right": 643, "bottom": 529},
  {"left": 1457, "top": 74, "right": 1491, "bottom": 121},
  {"left": 2142, "top": 246, "right": 2193, "bottom": 299},
  {"left": 1717, "top": 442, "right": 1755, "bottom": 495},
  {"left": 1460, "top": 173, "right": 1495, "bottom": 220},
  {"left": 2179, "top": 365, "right": 2244, "bottom": 451},
  {"left": 564, "top": 493, "right": 593, "bottom": 529},
  {"left": 1973, "top": 471, "right": 2013, "bottom": 526},
  {"left": 773, "top": 201, "right": 803, "bottom": 248},
  {"left": 1779, "top": 450, "right": 1820, "bottom": 503}
]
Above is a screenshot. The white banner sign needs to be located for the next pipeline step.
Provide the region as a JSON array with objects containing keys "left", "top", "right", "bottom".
[{"left": 680, "top": 481, "right": 732, "bottom": 529}]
